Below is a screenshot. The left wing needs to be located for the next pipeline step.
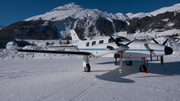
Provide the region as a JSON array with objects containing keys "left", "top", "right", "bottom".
[
  {"left": 18, "top": 49, "right": 91, "bottom": 56},
  {"left": 48, "top": 45, "right": 77, "bottom": 48}
]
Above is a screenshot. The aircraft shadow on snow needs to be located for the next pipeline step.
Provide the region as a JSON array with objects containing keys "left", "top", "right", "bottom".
[{"left": 95, "top": 60, "right": 180, "bottom": 83}]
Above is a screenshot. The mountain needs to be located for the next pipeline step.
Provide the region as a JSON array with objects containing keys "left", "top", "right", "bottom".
[
  {"left": 0, "top": 3, "right": 129, "bottom": 41},
  {"left": 123, "top": 4, "right": 180, "bottom": 33},
  {"left": 0, "top": 25, "right": 5, "bottom": 30},
  {"left": 126, "top": 3, "right": 180, "bottom": 19},
  {"left": 25, "top": 3, "right": 129, "bottom": 21},
  {"left": 0, "top": 2, "right": 180, "bottom": 43}
]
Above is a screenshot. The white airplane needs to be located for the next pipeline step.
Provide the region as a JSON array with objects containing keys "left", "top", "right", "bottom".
[{"left": 6, "top": 28, "right": 173, "bottom": 73}]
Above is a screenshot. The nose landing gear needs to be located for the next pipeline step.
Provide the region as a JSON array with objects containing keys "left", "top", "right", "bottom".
[{"left": 83, "top": 56, "right": 91, "bottom": 72}]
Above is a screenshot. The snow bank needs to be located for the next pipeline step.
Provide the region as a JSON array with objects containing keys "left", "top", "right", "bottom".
[{"left": 0, "top": 45, "right": 81, "bottom": 60}]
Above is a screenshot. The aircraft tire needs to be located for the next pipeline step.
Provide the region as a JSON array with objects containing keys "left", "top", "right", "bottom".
[
  {"left": 84, "top": 64, "right": 91, "bottom": 72},
  {"left": 126, "top": 61, "right": 132, "bottom": 66},
  {"left": 139, "top": 65, "right": 147, "bottom": 72}
]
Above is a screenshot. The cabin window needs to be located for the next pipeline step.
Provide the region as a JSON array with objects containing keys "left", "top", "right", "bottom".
[
  {"left": 86, "top": 42, "right": 89, "bottom": 47},
  {"left": 108, "top": 38, "right": 114, "bottom": 43},
  {"left": 99, "top": 40, "right": 104, "bottom": 44},
  {"left": 92, "top": 41, "right": 96, "bottom": 46}
]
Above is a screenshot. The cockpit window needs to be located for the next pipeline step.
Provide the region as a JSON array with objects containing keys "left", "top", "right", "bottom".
[
  {"left": 116, "top": 37, "right": 130, "bottom": 43},
  {"left": 108, "top": 38, "right": 114, "bottom": 43}
]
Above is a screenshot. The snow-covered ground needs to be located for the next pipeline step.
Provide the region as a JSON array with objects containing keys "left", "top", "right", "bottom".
[{"left": 0, "top": 57, "right": 180, "bottom": 101}]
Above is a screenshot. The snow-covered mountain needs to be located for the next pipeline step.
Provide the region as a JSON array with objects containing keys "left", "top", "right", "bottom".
[
  {"left": 0, "top": 24, "right": 5, "bottom": 30},
  {"left": 24, "top": 2, "right": 130, "bottom": 39},
  {"left": 0, "top": 3, "right": 129, "bottom": 40},
  {"left": 0, "top": 2, "right": 180, "bottom": 42},
  {"left": 25, "top": 2, "right": 129, "bottom": 22},
  {"left": 126, "top": 3, "right": 180, "bottom": 19}
]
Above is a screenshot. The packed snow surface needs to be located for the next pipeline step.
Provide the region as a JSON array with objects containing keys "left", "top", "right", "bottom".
[{"left": 0, "top": 57, "right": 180, "bottom": 101}]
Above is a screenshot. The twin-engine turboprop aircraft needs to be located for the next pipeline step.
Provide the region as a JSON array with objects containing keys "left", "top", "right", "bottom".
[{"left": 6, "top": 28, "right": 173, "bottom": 73}]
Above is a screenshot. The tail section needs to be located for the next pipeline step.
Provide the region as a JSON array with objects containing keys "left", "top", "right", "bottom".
[{"left": 70, "top": 28, "right": 82, "bottom": 45}]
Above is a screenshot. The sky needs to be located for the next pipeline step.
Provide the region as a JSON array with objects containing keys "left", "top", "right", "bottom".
[{"left": 0, "top": 0, "right": 180, "bottom": 26}]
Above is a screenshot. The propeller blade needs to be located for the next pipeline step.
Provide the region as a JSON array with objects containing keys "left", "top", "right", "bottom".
[
  {"left": 160, "top": 56, "right": 164, "bottom": 65},
  {"left": 109, "top": 35, "right": 120, "bottom": 46},
  {"left": 152, "top": 38, "right": 159, "bottom": 44},
  {"left": 126, "top": 40, "right": 133, "bottom": 46},
  {"left": 119, "top": 52, "right": 123, "bottom": 73},
  {"left": 162, "top": 39, "right": 168, "bottom": 45},
  {"left": 152, "top": 38, "right": 168, "bottom": 45}
]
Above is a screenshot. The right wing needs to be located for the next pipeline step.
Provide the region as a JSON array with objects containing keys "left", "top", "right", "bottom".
[{"left": 18, "top": 49, "right": 91, "bottom": 56}]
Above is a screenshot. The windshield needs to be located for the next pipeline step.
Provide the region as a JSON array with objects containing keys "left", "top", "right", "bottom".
[{"left": 116, "top": 37, "right": 130, "bottom": 43}]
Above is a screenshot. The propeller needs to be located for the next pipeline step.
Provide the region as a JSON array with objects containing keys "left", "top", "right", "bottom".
[
  {"left": 162, "top": 39, "right": 168, "bottom": 45},
  {"left": 109, "top": 35, "right": 132, "bottom": 73},
  {"left": 109, "top": 35, "right": 121, "bottom": 46},
  {"left": 152, "top": 38, "right": 168, "bottom": 45},
  {"left": 152, "top": 38, "right": 169, "bottom": 65}
]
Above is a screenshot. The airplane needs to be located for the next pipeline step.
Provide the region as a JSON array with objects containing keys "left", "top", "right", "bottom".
[{"left": 6, "top": 28, "right": 173, "bottom": 73}]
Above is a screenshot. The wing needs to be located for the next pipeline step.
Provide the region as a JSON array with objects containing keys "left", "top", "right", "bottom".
[
  {"left": 18, "top": 49, "right": 91, "bottom": 56},
  {"left": 48, "top": 45, "right": 77, "bottom": 48}
]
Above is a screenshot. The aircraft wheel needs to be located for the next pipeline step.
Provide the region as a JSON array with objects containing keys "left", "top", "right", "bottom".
[
  {"left": 84, "top": 64, "right": 91, "bottom": 72},
  {"left": 139, "top": 65, "right": 147, "bottom": 72},
  {"left": 126, "top": 61, "right": 132, "bottom": 66}
]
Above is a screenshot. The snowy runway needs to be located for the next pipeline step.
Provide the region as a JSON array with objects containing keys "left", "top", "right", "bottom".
[{"left": 0, "top": 57, "right": 180, "bottom": 101}]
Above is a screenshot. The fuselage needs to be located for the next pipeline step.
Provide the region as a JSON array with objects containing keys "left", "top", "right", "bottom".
[{"left": 75, "top": 36, "right": 173, "bottom": 60}]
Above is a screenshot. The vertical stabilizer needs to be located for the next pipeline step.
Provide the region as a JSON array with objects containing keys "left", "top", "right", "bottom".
[{"left": 70, "top": 28, "right": 82, "bottom": 45}]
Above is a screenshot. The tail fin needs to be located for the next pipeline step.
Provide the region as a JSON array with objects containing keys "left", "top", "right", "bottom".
[{"left": 70, "top": 28, "right": 82, "bottom": 45}]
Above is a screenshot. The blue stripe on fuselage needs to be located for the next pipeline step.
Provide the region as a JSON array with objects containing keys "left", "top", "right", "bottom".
[{"left": 78, "top": 48, "right": 164, "bottom": 52}]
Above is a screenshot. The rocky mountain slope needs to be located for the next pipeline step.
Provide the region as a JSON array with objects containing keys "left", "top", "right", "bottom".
[
  {"left": 0, "top": 3, "right": 129, "bottom": 41},
  {"left": 124, "top": 3, "right": 180, "bottom": 34},
  {"left": 0, "top": 25, "right": 5, "bottom": 30},
  {"left": 0, "top": 3, "right": 180, "bottom": 43}
]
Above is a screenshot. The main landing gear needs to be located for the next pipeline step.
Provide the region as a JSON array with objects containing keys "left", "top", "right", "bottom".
[
  {"left": 84, "top": 64, "right": 91, "bottom": 72},
  {"left": 139, "top": 58, "right": 148, "bottom": 72},
  {"left": 83, "top": 56, "right": 91, "bottom": 72},
  {"left": 126, "top": 60, "right": 132, "bottom": 66},
  {"left": 126, "top": 59, "right": 148, "bottom": 72},
  {"left": 83, "top": 56, "right": 148, "bottom": 73}
]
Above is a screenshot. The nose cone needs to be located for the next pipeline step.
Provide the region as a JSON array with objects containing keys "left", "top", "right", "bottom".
[{"left": 165, "top": 46, "right": 173, "bottom": 55}]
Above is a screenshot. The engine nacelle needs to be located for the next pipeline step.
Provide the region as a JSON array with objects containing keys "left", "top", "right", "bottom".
[{"left": 6, "top": 41, "right": 17, "bottom": 51}]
